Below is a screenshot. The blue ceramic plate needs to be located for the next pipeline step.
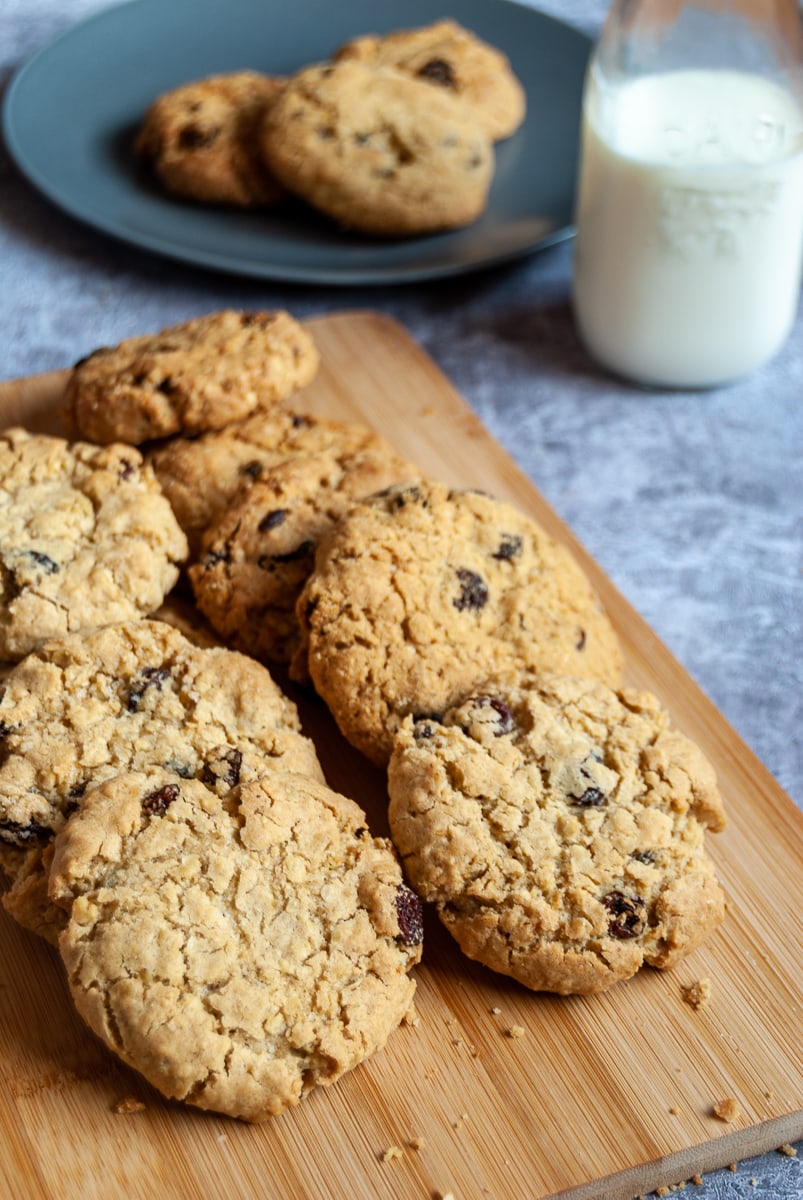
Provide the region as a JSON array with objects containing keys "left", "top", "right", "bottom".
[{"left": 2, "top": 0, "right": 591, "bottom": 284}]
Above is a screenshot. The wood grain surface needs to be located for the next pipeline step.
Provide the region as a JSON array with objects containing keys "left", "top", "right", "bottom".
[{"left": 0, "top": 311, "right": 800, "bottom": 1200}]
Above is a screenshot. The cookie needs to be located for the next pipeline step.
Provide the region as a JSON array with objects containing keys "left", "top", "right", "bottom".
[
  {"left": 0, "top": 428, "right": 187, "bottom": 660},
  {"left": 297, "top": 481, "right": 624, "bottom": 765},
  {"left": 50, "top": 767, "right": 422, "bottom": 1121},
  {"left": 136, "top": 71, "right": 286, "bottom": 208},
  {"left": 149, "top": 409, "right": 393, "bottom": 556},
  {"left": 63, "top": 310, "right": 319, "bottom": 445},
  {"left": 0, "top": 619, "right": 323, "bottom": 941},
  {"left": 188, "top": 438, "right": 416, "bottom": 670},
  {"left": 388, "top": 674, "right": 726, "bottom": 994},
  {"left": 260, "top": 61, "right": 494, "bottom": 236},
  {"left": 335, "top": 20, "right": 526, "bottom": 141}
]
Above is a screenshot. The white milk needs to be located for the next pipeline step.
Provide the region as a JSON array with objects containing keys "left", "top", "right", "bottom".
[{"left": 572, "top": 69, "right": 803, "bottom": 387}]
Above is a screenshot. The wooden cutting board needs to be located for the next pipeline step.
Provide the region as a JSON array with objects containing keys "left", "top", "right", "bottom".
[{"left": 0, "top": 311, "right": 800, "bottom": 1200}]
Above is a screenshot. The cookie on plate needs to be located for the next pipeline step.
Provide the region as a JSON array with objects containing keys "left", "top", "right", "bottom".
[
  {"left": 136, "top": 71, "right": 287, "bottom": 208},
  {"left": 388, "top": 674, "right": 726, "bottom": 994},
  {"left": 150, "top": 409, "right": 398, "bottom": 556},
  {"left": 296, "top": 480, "right": 624, "bottom": 765},
  {"left": 50, "top": 767, "right": 422, "bottom": 1121},
  {"left": 188, "top": 439, "right": 416, "bottom": 670},
  {"left": 260, "top": 61, "right": 494, "bottom": 236},
  {"left": 63, "top": 310, "right": 319, "bottom": 445},
  {"left": 0, "top": 428, "right": 187, "bottom": 660},
  {"left": 334, "top": 19, "right": 526, "bottom": 141},
  {"left": 0, "top": 619, "right": 323, "bottom": 941}
]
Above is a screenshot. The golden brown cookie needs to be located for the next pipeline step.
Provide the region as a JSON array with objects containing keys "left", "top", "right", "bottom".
[
  {"left": 388, "top": 674, "right": 726, "bottom": 994},
  {"left": 50, "top": 767, "right": 422, "bottom": 1121},
  {"left": 63, "top": 310, "right": 319, "bottom": 445},
  {"left": 189, "top": 438, "right": 416, "bottom": 669},
  {"left": 136, "top": 71, "right": 286, "bottom": 207},
  {"left": 0, "top": 619, "right": 323, "bottom": 941},
  {"left": 335, "top": 20, "right": 526, "bottom": 141},
  {"left": 296, "top": 481, "right": 624, "bottom": 766},
  {"left": 0, "top": 427, "right": 187, "bottom": 660},
  {"left": 260, "top": 61, "right": 494, "bottom": 236}
]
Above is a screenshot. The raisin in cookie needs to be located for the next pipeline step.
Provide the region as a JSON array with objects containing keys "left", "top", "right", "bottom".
[
  {"left": 297, "top": 481, "right": 624, "bottom": 766},
  {"left": 388, "top": 674, "right": 726, "bottom": 994},
  {"left": 335, "top": 20, "right": 525, "bottom": 141},
  {"left": 189, "top": 440, "right": 416, "bottom": 670},
  {"left": 0, "top": 428, "right": 187, "bottom": 660},
  {"left": 63, "top": 310, "right": 319, "bottom": 445},
  {"left": 0, "top": 619, "right": 323, "bottom": 941},
  {"left": 260, "top": 61, "right": 494, "bottom": 236},
  {"left": 49, "top": 767, "right": 422, "bottom": 1121},
  {"left": 149, "top": 409, "right": 397, "bottom": 557},
  {"left": 136, "top": 71, "right": 286, "bottom": 208}
]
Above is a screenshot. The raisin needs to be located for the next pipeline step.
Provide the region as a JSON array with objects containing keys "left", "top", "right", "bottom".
[
  {"left": 316, "top": 126, "right": 335, "bottom": 140},
  {"left": 127, "top": 666, "right": 171, "bottom": 711},
  {"left": 413, "top": 712, "right": 442, "bottom": 740},
  {"left": 156, "top": 376, "right": 177, "bottom": 395},
  {"left": 602, "top": 891, "right": 645, "bottom": 939},
  {"left": 142, "top": 783, "right": 180, "bottom": 816},
  {"left": 468, "top": 695, "right": 514, "bottom": 736},
  {"left": 354, "top": 826, "right": 368, "bottom": 839},
  {"left": 493, "top": 534, "right": 523, "bottom": 561},
  {"left": 417, "top": 58, "right": 456, "bottom": 87},
  {"left": 576, "top": 629, "right": 587, "bottom": 652},
  {"left": 631, "top": 850, "right": 657, "bottom": 864},
  {"left": 201, "top": 747, "right": 243, "bottom": 790},
  {"left": 257, "top": 539, "right": 314, "bottom": 566},
  {"left": 395, "top": 884, "right": 424, "bottom": 945},
  {"left": 0, "top": 720, "right": 12, "bottom": 739},
  {"left": 570, "top": 786, "right": 606, "bottom": 808},
  {"left": 178, "top": 124, "right": 219, "bottom": 150},
  {"left": 0, "top": 818, "right": 51, "bottom": 847},
  {"left": 239, "top": 461, "right": 264, "bottom": 481},
  {"left": 291, "top": 414, "right": 309, "bottom": 429},
  {"left": 453, "top": 568, "right": 489, "bottom": 612},
  {"left": 28, "top": 551, "right": 59, "bottom": 574},
  {"left": 118, "top": 458, "right": 137, "bottom": 481},
  {"left": 204, "top": 545, "right": 230, "bottom": 567},
  {"left": 258, "top": 509, "right": 287, "bottom": 533}
]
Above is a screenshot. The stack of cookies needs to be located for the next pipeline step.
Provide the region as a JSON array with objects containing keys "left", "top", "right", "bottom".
[
  {"left": 136, "top": 20, "right": 526, "bottom": 236},
  {"left": 0, "top": 305, "right": 727, "bottom": 1120}
]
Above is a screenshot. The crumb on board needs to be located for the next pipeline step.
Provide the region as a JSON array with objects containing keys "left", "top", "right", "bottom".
[
  {"left": 490, "top": 1006, "right": 501, "bottom": 1015},
  {"left": 435, "top": 1193, "right": 455, "bottom": 1200},
  {"left": 778, "top": 1144, "right": 797, "bottom": 1157},
  {"left": 506, "top": 1024, "right": 526, "bottom": 1039},
  {"left": 712, "top": 1098, "right": 741, "bottom": 1122},
  {"left": 403, "top": 1002, "right": 419, "bottom": 1026},
  {"left": 112, "top": 1097, "right": 146, "bottom": 1114},
  {"left": 381, "top": 1145, "right": 404, "bottom": 1162},
  {"left": 408, "top": 1135, "right": 426, "bottom": 1151},
  {"left": 669, "top": 1105, "right": 681, "bottom": 1115},
  {"left": 681, "top": 978, "right": 712, "bottom": 1010}
]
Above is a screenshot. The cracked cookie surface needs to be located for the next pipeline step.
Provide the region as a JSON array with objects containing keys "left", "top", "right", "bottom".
[
  {"left": 150, "top": 409, "right": 384, "bottom": 557},
  {"left": 189, "top": 438, "right": 416, "bottom": 671},
  {"left": 136, "top": 71, "right": 286, "bottom": 208},
  {"left": 388, "top": 674, "right": 726, "bottom": 994},
  {"left": 0, "top": 428, "right": 187, "bottom": 660},
  {"left": 260, "top": 61, "right": 494, "bottom": 236},
  {"left": 297, "top": 480, "right": 624, "bottom": 765},
  {"left": 334, "top": 19, "right": 526, "bottom": 141},
  {"left": 50, "top": 767, "right": 422, "bottom": 1121},
  {"left": 0, "top": 619, "right": 322, "bottom": 941},
  {"left": 63, "top": 310, "right": 319, "bottom": 444}
]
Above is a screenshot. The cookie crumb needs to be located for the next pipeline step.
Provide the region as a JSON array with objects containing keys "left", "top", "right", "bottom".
[
  {"left": 408, "top": 1135, "right": 426, "bottom": 1150},
  {"left": 112, "top": 1096, "right": 146, "bottom": 1114},
  {"left": 435, "top": 1193, "right": 455, "bottom": 1200},
  {"left": 681, "top": 978, "right": 712, "bottom": 1010},
  {"left": 712, "top": 1098, "right": 741, "bottom": 1122},
  {"left": 381, "top": 1145, "right": 404, "bottom": 1162},
  {"left": 728, "top": 1163, "right": 737, "bottom": 1172},
  {"left": 403, "top": 1002, "right": 420, "bottom": 1026},
  {"left": 778, "top": 1144, "right": 797, "bottom": 1157},
  {"left": 691, "top": 1175, "right": 703, "bottom": 1186},
  {"left": 490, "top": 1006, "right": 501, "bottom": 1015},
  {"left": 506, "top": 1024, "right": 526, "bottom": 1039},
  {"left": 669, "top": 1105, "right": 681, "bottom": 1115},
  {"left": 655, "top": 1187, "right": 670, "bottom": 1197}
]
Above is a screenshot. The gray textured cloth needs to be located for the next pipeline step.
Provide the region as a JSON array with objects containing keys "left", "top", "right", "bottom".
[{"left": 0, "top": 2, "right": 800, "bottom": 1195}]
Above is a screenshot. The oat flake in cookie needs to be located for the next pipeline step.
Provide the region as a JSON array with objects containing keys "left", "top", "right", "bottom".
[
  {"left": 0, "top": 428, "right": 187, "bottom": 661},
  {"left": 50, "top": 768, "right": 422, "bottom": 1121},
  {"left": 297, "top": 480, "right": 623, "bottom": 766},
  {"left": 0, "top": 619, "right": 323, "bottom": 942},
  {"left": 388, "top": 674, "right": 726, "bottom": 994},
  {"left": 63, "top": 310, "right": 319, "bottom": 445}
]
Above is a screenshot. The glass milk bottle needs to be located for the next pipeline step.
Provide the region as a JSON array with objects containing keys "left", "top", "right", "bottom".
[{"left": 572, "top": 0, "right": 803, "bottom": 387}]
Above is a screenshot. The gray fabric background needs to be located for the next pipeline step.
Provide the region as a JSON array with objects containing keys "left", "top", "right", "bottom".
[{"left": 1, "top": 1, "right": 800, "bottom": 1195}]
